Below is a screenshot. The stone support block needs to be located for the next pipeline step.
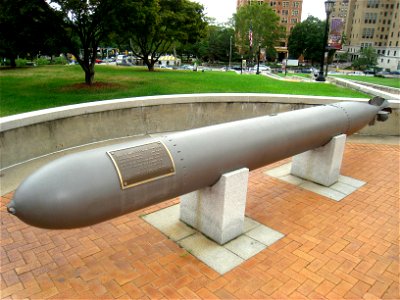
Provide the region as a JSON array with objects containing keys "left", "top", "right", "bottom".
[
  {"left": 291, "top": 134, "right": 346, "bottom": 187},
  {"left": 180, "top": 168, "right": 249, "bottom": 245}
]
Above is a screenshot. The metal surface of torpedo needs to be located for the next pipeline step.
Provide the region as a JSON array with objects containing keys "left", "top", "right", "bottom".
[{"left": 7, "top": 98, "right": 391, "bottom": 229}]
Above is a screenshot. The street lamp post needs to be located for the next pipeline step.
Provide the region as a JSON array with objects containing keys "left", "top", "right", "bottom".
[
  {"left": 316, "top": 0, "right": 335, "bottom": 82},
  {"left": 229, "top": 36, "right": 232, "bottom": 70},
  {"left": 256, "top": 42, "right": 261, "bottom": 75}
]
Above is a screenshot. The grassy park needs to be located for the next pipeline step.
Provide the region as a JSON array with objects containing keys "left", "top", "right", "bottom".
[{"left": 0, "top": 65, "right": 370, "bottom": 117}]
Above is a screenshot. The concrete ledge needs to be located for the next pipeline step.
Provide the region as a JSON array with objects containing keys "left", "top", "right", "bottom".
[
  {"left": 2, "top": 93, "right": 386, "bottom": 131},
  {"left": 351, "top": 80, "right": 400, "bottom": 95},
  {"left": 328, "top": 77, "right": 400, "bottom": 100},
  {"left": 1, "top": 93, "right": 399, "bottom": 169}
]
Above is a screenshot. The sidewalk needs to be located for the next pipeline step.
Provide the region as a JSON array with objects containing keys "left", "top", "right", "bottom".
[{"left": 1, "top": 142, "right": 399, "bottom": 299}]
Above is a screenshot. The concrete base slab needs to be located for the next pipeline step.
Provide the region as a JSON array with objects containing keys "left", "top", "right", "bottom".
[
  {"left": 266, "top": 162, "right": 366, "bottom": 201},
  {"left": 142, "top": 204, "right": 284, "bottom": 275},
  {"left": 142, "top": 205, "right": 196, "bottom": 241}
]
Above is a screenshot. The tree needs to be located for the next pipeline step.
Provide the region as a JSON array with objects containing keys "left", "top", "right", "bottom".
[
  {"left": 288, "top": 16, "right": 325, "bottom": 64},
  {"left": 337, "top": 51, "right": 350, "bottom": 62},
  {"left": 234, "top": 2, "right": 284, "bottom": 59},
  {"left": 352, "top": 46, "right": 378, "bottom": 70},
  {"left": 189, "top": 25, "right": 236, "bottom": 64},
  {"left": 49, "top": 0, "right": 116, "bottom": 85},
  {"left": 0, "top": 0, "right": 59, "bottom": 67},
  {"left": 119, "top": 0, "right": 207, "bottom": 71}
]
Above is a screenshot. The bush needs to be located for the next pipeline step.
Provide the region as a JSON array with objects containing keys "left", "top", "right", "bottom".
[
  {"left": 35, "top": 57, "right": 50, "bottom": 66},
  {"left": 15, "top": 58, "right": 28, "bottom": 67},
  {"left": 53, "top": 56, "right": 67, "bottom": 65}
]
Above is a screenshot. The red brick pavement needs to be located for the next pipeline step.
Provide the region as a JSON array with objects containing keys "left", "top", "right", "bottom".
[{"left": 1, "top": 143, "right": 399, "bottom": 299}]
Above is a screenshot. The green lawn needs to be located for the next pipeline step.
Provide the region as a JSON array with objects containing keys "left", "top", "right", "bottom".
[
  {"left": 332, "top": 75, "right": 400, "bottom": 89},
  {"left": 0, "top": 65, "right": 368, "bottom": 117}
]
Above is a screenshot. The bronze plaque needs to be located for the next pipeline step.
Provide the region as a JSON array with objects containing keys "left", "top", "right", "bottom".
[{"left": 108, "top": 141, "right": 175, "bottom": 189}]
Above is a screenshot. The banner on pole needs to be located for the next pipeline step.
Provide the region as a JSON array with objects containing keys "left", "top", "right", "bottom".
[{"left": 328, "top": 18, "right": 344, "bottom": 50}]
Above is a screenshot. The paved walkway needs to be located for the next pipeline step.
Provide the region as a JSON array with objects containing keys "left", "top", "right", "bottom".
[{"left": 1, "top": 142, "right": 399, "bottom": 299}]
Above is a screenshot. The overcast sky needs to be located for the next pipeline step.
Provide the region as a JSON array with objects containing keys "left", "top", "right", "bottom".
[{"left": 192, "top": 0, "right": 326, "bottom": 23}]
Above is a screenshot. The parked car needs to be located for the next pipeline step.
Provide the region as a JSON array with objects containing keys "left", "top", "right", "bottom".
[
  {"left": 251, "top": 65, "right": 271, "bottom": 72},
  {"left": 347, "top": 71, "right": 364, "bottom": 76},
  {"left": 375, "top": 71, "right": 390, "bottom": 77},
  {"left": 116, "top": 55, "right": 133, "bottom": 66},
  {"left": 102, "top": 57, "right": 116, "bottom": 63},
  {"left": 363, "top": 69, "right": 375, "bottom": 75},
  {"left": 180, "top": 64, "right": 194, "bottom": 70}
]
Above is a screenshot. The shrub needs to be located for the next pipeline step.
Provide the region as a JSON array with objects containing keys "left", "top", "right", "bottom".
[
  {"left": 15, "top": 58, "right": 28, "bottom": 67},
  {"left": 53, "top": 56, "right": 67, "bottom": 65},
  {"left": 35, "top": 57, "right": 51, "bottom": 66}
]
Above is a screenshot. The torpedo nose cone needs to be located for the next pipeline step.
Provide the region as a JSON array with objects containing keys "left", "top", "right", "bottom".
[
  {"left": 6, "top": 201, "right": 17, "bottom": 215},
  {"left": 7, "top": 149, "right": 124, "bottom": 229}
]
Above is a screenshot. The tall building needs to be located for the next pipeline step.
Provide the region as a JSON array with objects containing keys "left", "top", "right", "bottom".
[
  {"left": 330, "top": 0, "right": 400, "bottom": 71},
  {"left": 236, "top": 0, "right": 303, "bottom": 59}
]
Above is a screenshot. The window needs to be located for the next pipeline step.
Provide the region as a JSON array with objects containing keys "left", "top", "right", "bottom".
[
  {"left": 291, "top": 18, "right": 298, "bottom": 24},
  {"left": 292, "top": 9, "right": 299, "bottom": 16},
  {"left": 362, "top": 28, "right": 375, "bottom": 39},
  {"left": 282, "top": 1, "right": 289, "bottom": 7},
  {"left": 281, "top": 17, "right": 288, "bottom": 23},
  {"left": 293, "top": 1, "right": 300, "bottom": 8},
  {"left": 282, "top": 9, "right": 288, "bottom": 15},
  {"left": 367, "top": 0, "right": 379, "bottom": 8}
]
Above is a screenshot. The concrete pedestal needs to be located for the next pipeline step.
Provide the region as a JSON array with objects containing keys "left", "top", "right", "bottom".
[
  {"left": 291, "top": 134, "right": 346, "bottom": 187},
  {"left": 180, "top": 168, "right": 249, "bottom": 245}
]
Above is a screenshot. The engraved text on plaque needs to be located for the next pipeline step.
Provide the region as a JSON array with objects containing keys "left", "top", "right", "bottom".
[{"left": 108, "top": 142, "right": 175, "bottom": 189}]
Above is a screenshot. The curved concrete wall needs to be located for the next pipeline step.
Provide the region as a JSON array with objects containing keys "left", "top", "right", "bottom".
[{"left": 1, "top": 93, "right": 399, "bottom": 169}]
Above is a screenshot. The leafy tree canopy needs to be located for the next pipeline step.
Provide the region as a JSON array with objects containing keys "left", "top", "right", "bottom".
[
  {"left": 288, "top": 16, "right": 325, "bottom": 64},
  {"left": 189, "top": 25, "right": 236, "bottom": 64},
  {"left": 118, "top": 0, "right": 207, "bottom": 71},
  {"left": 352, "top": 46, "right": 378, "bottom": 70},
  {"left": 234, "top": 2, "right": 284, "bottom": 57},
  {"left": 0, "top": 0, "right": 60, "bottom": 66},
  {"left": 48, "top": 0, "right": 117, "bottom": 84}
]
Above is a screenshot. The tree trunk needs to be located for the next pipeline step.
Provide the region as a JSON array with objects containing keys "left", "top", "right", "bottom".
[
  {"left": 84, "top": 64, "right": 95, "bottom": 85},
  {"left": 10, "top": 55, "right": 16, "bottom": 68},
  {"left": 144, "top": 57, "right": 155, "bottom": 71}
]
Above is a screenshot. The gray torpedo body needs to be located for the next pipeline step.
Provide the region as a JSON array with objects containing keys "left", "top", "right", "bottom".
[{"left": 7, "top": 99, "right": 391, "bottom": 229}]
